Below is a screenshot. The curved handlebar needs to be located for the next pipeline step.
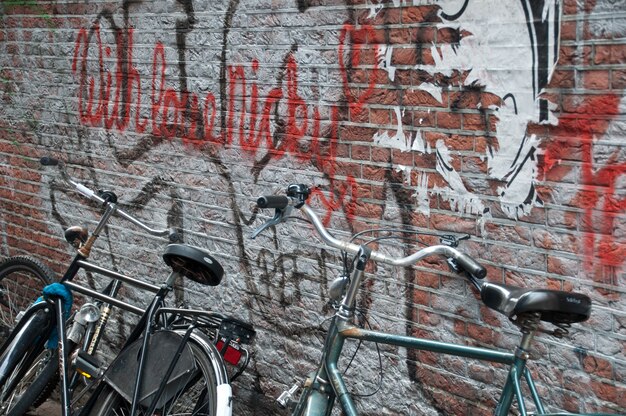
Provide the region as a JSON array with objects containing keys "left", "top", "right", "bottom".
[
  {"left": 255, "top": 190, "right": 486, "bottom": 279},
  {"left": 41, "top": 157, "right": 178, "bottom": 241}
]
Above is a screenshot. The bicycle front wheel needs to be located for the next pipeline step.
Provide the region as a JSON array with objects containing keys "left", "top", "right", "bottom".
[
  {"left": 1, "top": 348, "right": 57, "bottom": 416},
  {"left": 89, "top": 341, "right": 220, "bottom": 416},
  {"left": 0, "top": 256, "right": 54, "bottom": 346}
]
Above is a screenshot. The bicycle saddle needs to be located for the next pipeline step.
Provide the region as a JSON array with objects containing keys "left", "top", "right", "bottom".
[
  {"left": 480, "top": 282, "right": 591, "bottom": 325},
  {"left": 163, "top": 244, "right": 224, "bottom": 286}
]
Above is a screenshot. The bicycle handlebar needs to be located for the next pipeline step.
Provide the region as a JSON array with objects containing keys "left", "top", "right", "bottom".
[
  {"left": 41, "top": 157, "right": 178, "bottom": 241},
  {"left": 255, "top": 189, "right": 486, "bottom": 279}
]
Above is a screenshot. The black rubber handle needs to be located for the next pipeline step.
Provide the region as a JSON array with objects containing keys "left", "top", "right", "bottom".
[
  {"left": 40, "top": 156, "right": 59, "bottom": 166},
  {"left": 257, "top": 195, "right": 290, "bottom": 209},
  {"left": 455, "top": 252, "right": 486, "bottom": 279}
]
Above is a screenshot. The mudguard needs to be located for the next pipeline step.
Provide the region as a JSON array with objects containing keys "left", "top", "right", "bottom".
[{"left": 103, "top": 330, "right": 196, "bottom": 408}]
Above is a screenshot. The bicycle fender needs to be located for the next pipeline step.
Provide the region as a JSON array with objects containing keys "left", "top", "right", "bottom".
[
  {"left": 0, "top": 308, "right": 52, "bottom": 387},
  {"left": 174, "top": 329, "right": 232, "bottom": 416},
  {"left": 216, "top": 384, "right": 233, "bottom": 416},
  {"left": 103, "top": 330, "right": 196, "bottom": 408}
]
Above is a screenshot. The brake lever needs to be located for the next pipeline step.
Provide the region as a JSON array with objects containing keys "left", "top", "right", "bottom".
[
  {"left": 250, "top": 206, "right": 293, "bottom": 239},
  {"left": 440, "top": 234, "right": 470, "bottom": 248}
]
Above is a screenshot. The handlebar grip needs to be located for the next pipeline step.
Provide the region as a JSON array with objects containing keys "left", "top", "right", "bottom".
[
  {"left": 455, "top": 253, "right": 486, "bottom": 279},
  {"left": 257, "top": 195, "right": 290, "bottom": 209},
  {"left": 75, "top": 183, "right": 97, "bottom": 200},
  {"left": 40, "top": 157, "right": 59, "bottom": 166}
]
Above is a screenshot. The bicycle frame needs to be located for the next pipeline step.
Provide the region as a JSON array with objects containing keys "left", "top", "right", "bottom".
[
  {"left": 2, "top": 158, "right": 245, "bottom": 416},
  {"left": 293, "top": 255, "right": 608, "bottom": 416},
  {"left": 8, "top": 203, "right": 230, "bottom": 416},
  {"left": 254, "top": 187, "right": 610, "bottom": 416}
]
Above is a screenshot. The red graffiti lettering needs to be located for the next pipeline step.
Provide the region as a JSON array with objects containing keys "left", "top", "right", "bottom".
[
  {"left": 338, "top": 23, "right": 377, "bottom": 119},
  {"left": 542, "top": 94, "right": 625, "bottom": 282},
  {"left": 72, "top": 24, "right": 362, "bottom": 222}
]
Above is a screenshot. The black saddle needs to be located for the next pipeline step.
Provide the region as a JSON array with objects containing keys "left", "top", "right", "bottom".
[
  {"left": 163, "top": 244, "right": 224, "bottom": 286},
  {"left": 480, "top": 282, "right": 591, "bottom": 325}
]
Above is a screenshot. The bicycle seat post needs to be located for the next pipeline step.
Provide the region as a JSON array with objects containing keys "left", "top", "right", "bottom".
[{"left": 513, "top": 312, "right": 541, "bottom": 360}]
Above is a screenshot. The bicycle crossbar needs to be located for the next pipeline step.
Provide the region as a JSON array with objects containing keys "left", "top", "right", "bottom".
[
  {"left": 76, "top": 260, "right": 161, "bottom": 293},
  {"left": 339, "top": 322, "right": 515, "bottom": 365},
  {"left": 63, "top": 281, "right": 145, "bottom": 315}
]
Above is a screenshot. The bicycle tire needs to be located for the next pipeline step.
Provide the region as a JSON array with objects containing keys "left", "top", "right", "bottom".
[
  {"left": 88, "top": 341, "right": 219, "bottom": 416},
  {"left": 1, "top": 348, "right": 58, "bottom": 416},
  {"left": 0, "top": 308, "right": 52, "bottom": 414},
  {"left": 0, "top": 256, "right": 54, "bottom": 346}
]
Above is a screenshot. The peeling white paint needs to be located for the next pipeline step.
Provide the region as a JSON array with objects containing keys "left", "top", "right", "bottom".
[
  {"left": 412, "top": 170, "right": 431, "bottom": 216},
  {"left": 415, "top": 82, "right": 443, "bottom": 104},
  {"left": 373, "top": 106, "right": 414, "bottom": 151},
  {"left": 367, "top": 1, "right": 384, "bottom": 19},
  {"left": 411, "top": 129, "right": 427, "bottom": 153},
  {"left": 377, "top": 44, "right": 396, "bottom": 82},
  {"left": 435, "top": 140, "right": 485, "bottom": 216},
  {"left": 372, "top": 0, "right": 561, "bottom": 220},
  {"left": 396, "top": 165, "right": 431, "bottom": 216}
]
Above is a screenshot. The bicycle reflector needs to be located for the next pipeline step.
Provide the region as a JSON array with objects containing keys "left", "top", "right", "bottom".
[
  {"left": 216, "top": 316, "right": 256, "bottom": 365},
  {"left": 216, "top": 337, "right": 243, "bottom": 365}
]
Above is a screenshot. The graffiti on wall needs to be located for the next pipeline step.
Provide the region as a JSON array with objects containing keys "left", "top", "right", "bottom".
[{"left": 27, "top": 0, "right": 621, "bottom": 412}]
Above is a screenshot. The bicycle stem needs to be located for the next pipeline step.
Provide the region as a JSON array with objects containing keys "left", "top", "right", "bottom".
[
  {"left": 78, "top": 202, "right": 118, "bottom": 258},
  {"left": 337, "top": 246, "right": 371, "bottom": 321}
]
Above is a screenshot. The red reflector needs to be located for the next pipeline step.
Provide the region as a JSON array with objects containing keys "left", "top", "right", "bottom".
[{"left": 216, "top": 339, "right": 242, "bottom": 365}]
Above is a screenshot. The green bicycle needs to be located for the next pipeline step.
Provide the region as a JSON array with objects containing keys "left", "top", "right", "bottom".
[{"left": 253, "top": 184, "right": 616, "bottom": 416}]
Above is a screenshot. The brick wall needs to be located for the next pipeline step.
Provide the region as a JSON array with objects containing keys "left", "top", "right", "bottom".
[{"left": 0, "top": 0, "right": 624, "bottom": 414}]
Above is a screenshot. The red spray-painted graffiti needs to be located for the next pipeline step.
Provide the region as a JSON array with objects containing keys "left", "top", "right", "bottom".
[
  {"left": 543, "top": 94, "right": 625, "bottom": 282},
  {"left": 72, "top": 22, "right": 370, "bottom": 224}
]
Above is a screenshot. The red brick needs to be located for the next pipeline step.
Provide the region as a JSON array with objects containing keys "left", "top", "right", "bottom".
[
  {"left": 369, "top": 108, "right": 391, "bottom": 125},
  {"left": 413, "top": 110, "right": 435, "bottom": 127},
  {"left": 366, "top": 7, "right": 401, "bottom": 25},
  {"left": 370, "top": 68, "right": 392, "bottom": 84},
  {"left": 462, "top": 113, "right": 488, "bottom": 131},
  {"left": 391, "top": 148, "right": 413, "bottom": 165},
  {"left": 437, "top": 111, "right": 462, "bottom": 129},
  {"left": 594, "top": 44, "right": 626, "bottom": 65},
  {"left": 371, "top": 146, "right": 391, "bottom": 162},
  {"left": 365, "top": 88, "right": 399, "bottom": 105},
  {"left": 612, "top": 69, "right": 626, "bottom": 89},
  {"left": 350, "top": 144, "right": 370, "bottom": 161},
  {"left": 562, "top": 94, "right": 621, "bottom": 115},
  {"left": 561, "top": 20, "right": 577, "bottom": 41},
  {"left": 388, "top": 27, "right": 416, "bottom": 44},
  {"left": 583, "top": 355, "right": 614, "bottom": 379},
  {"left": 361, "top": 165, "right": 388, "bottom": 182},
  {"left": 411, "top": 288, "right": 430, "bottom": 306},
  {"left": 560, "top": 45, "right": 592, "bottom": 66},
  {"left": 563, "top": 0, "right": 579, "bottom": 15},
  {"left": 401, "top": 6, "right": 440, "bottom": 24},
  {"left": 437, "top": 27, "right": 462, "bottom": 44},
  {"left": 339, "top": 125, "right": 377, "bottom": 142},
  {"left": 414, "top": 27, "right": 436, "bottom": 44},
  {"left": 591, "top": 380, "right": 620, "bottom": 403},
  {"left": 391, "top": 47, "right": 418, "bottom": 66},
  {"left": 548, "top": 69, "right": 575, "bottom": 89},
  {"left": 582, "top": 70, "right": 610, "bottom": 90},
  {"left": 403, "top": 89, "right": 445, "bottom": 107},
  {"left": 368, "top": 29, "right": 386, "bottom": 44},
  {"left": 393, "top": 69, "right": 412, "bottom": 85}
]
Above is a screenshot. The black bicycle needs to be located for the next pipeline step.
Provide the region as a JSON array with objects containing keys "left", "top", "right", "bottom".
[{"left": 0, "top": 157, "right": 255, "bottom": 416}]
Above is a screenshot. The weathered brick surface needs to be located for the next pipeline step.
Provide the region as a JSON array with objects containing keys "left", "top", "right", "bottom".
[{"left": 0, "top": 1, "right": 624, "bottom": 415}]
